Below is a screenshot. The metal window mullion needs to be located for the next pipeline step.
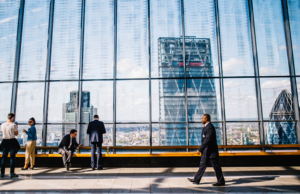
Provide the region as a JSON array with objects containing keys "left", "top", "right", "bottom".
[
  {"left": 113, "top": 0, "right": 117, "bottom": 148},
  {"left": 42, "top": 0, "right": 55, "bottom": 146},
  {"left": 214, "top": 0, "right": 227, "bottom": 147},
  {"left": 148, "top": 0, "right": 152, "bottom": 151},
  {"left": 248, "top": 0, "right": 264, "bottom": 145},
  {"left": 77, "top": 0, "right": 85, "bottom": 144},
  {"left": 281, "top": 0, "right": 300, "bottom": 144},
  {"left": 11, "top": 0, "right": 25, "bottom": 114}
]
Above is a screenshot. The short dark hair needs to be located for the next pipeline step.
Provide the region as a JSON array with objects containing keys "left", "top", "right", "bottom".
[
  {"left": 203, "top": 114, "right": 211, "bottom": 122},
  {"left": 70, "top": 129, "right": 77, "bottom": 134},
  {"left": 94, "top": 115, "right": 99, "bottom": 119},
  {"left": 8, "top": 113, "right": 15, "bottom": 120},
  {"left": 29, "top": 117, "right": 36, "bottom": 125}
]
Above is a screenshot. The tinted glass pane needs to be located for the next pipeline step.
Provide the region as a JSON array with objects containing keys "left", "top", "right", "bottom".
[
  {"left": 80, "top": 124, "right": 113, "bottom": 146},
  {"left": 0, "top": 0, "right": 20, "bottom": 81},
  {"left": 116, "top": 80, "right": 149, "bottom": 122},
  {"left": 16, "top": 83, "right": 44, "bottom": 123},
  {"left": 253, "top": 0, "right": 289, "bottom": 76},
  {"left": 184, "top": 0, "right": 219, "bottom": 77},
  {"left": 0, "top": 84, "right": 12, "bottom": 123},
  {"left": 16, "top": 124, "right": 42, "bottom": 146},
  {"left": 50, "top": 0, "right": 81, "bottom": 80},
  {"left": 46, "top": 124, "right": 77, "bottom": 146},
  {"left": 117, "top": 0, "right": 148, "bottom": 78},
  {"left": 224, "top": 78, "right": 258, "bottom": 121},
  {"left": 81, "top": 81, "right": 113, "bottom": 123},
  {"left": 153, "top": 123, "right": 186, "bottom": 146},
  {"left": 19, "top": 0, "right": 50, "bottom": 80},
  {"left": 83, "top": 0, "right": 114, "bottom": 79},
  {"left": 189, "top": 123, "right": 223, "bottom": 146},
  {"left": 226, "top": 122, "right": 260, "bottom": 145},
  {"left": 152, "top": 79, "right": 186, "bottom": 122},
  {"left": 116, "top": 124, "right": 149, "bottom": 146},
  {"left": 187, "top": 79, "right": 221, "bottom": 122},
  {"left": 287, "top": 0, "right": 300, "bottom": 75},
  {"left": 218, "top": 0, "right": 254, "bottom": 76},
  {"left": 260, "top": 78, "right": 293, "bottom": 120},
  {"left": 48, "top": 82, "right": 78, "bottom": 123},
  {"left": 150, "top": 0, "right": 183, "bottom": 78},
  {"left": 264, "top": 121, "right": 297, "bottom": 144}
]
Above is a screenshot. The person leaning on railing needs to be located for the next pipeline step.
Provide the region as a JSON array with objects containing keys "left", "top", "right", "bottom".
[{"left": 21, "top": 117, "right": 37, "bottom": 170}]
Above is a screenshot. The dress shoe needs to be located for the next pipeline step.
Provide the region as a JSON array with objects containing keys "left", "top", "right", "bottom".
[
  {"left": 97, "top": 167, "right": 103, "bottom": 170},
  {"left": 29, "top": 167, "right": 34, "bottom": 170},
  {"left": 193, "top": 182, "right": 200, "bottom": 185},
  {"left": 66, "top": 165, "right": 70, "bottom": 171},
  {"left": 10, "top": 173, "right": 19, "bottom": 178},
  {"left": 1, "top": 174, "right": 4, "bottom": 178},
  {"left": 212, "top": 182, "right": 225, "bottom": 186},
  {"left": 21, "top": 167, "right": 28, "bottom": 170},
  {"left": 187, "top": 178, "right": 195, "bottom": 182},
  {"left": 91, "top": 167, "right": 95, "bottom": 170}
]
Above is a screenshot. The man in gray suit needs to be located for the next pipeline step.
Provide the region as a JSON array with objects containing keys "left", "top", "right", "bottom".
[{"left": 87, "top": 115, "right": 106, "bottom": 170}]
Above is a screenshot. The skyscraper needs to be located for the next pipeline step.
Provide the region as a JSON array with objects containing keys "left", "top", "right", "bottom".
[
  {"left": 266, "top": 90, "right": 297, "bottom": 144},
  {"left": 158, "top": 37, "right": 221, "bottom": 146}
]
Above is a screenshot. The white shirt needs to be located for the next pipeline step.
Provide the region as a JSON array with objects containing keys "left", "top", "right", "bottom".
[
  {"left": 204, "top": 122, "right": 210, "bottom": 128},
  {"left": 1, "top": 122, "right": 18, "bottom": 139}
]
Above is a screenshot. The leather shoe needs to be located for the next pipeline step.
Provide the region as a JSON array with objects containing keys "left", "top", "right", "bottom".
[
  {"left": 10, "top": 173, "right": 19, "bottom": 178},
  {"left": 97, "top": 167, "right": 103, "bottom": 170},
  {"left": 1, "top": 174, "right": 4, "bottom": 178},
  {"left": 187, "top": 178, "right": 195, "bottom": 182},
  {"left": 193, "top": 182, "right": 199, "bottom": 185},
  {"left": 92, "top": 167, "right": 95, "bottom": 170},
  {"left": 212, "top": 182, "right": 225, "bottom": 186}
]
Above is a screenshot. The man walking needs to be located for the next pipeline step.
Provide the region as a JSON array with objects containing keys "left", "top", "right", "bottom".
[
  {"left": 188, "top": 114, "right": 225, "bottom": 186},
  {"left": 87, "top": 115, "right": 106, "bottom": 170}
]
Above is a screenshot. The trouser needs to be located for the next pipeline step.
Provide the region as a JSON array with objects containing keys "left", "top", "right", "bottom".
[
  {"left": 58, "top": 148, "right": 73, "bottom": 166},
  {"left": 25, "top": 140, "right": 36, "bottom": 167},
  {"left": 91, "top": 142, "right": 102, "bottom": 168},
  {"left": 194, "top": 157, "right": 225, "bottom": 184},
  {"left": 1, "top": 147, "right": 16, "bottom": 175}
]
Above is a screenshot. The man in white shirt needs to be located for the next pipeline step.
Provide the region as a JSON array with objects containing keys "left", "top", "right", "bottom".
[{"left": 0, "top": 113, "right": 19, "bottom": 178}]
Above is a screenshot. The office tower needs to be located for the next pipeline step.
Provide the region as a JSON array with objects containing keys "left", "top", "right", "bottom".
[
  {"left": 266, "top": 90, "right": 297, "bottom": 144},
  {"left": 158, "top": 37, "right": 220, "bottom": 145}
]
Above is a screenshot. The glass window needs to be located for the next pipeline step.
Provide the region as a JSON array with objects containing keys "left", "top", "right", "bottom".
[
  {"left": 16, "top": 82, "right": 44, "bottom": 123},
  {"left": 116, "top": 124, "right": 149, "bottom": 146},
  {"left": 150, "top": 0, "right": 183, "bottom": 78},
  {"left": 260, "top": 78, "right": 293, "bottom": 120},
  {"left": 0, "top": 84, "right": 12, "bottom": 123},
  {"left": 189, "top": 123, "right": 223, "bottom": 146},
  {"left": 287, "top": 0, "right": 300, "bottom": 75},
  {"left": 184, "top": 0, "right": 219, "bottom": 77},
  {"left": 80, "top": 124, "right": 113, "bottom": 146},
  {"left": 218, "top": 0, "right": 254, "bottom": 76},
  {"left": 187, "top": 79, "right": 221, "bottom": 122},
  {"left": 19, "top": 0, "right": 50, "bottom": 81},
  {"left": 16, "top": 124, "right": 42, "bottom": 146},
  {"left": 48, "top": 82, "right": 78, "bottom": 123},
  {"left": 46, "top": 124, "right": 77, "bottom": 146},
  {"left": 81, "top": 81, "right": 113, "bottom": 123},
  {"left": 152, "top": 123, "right": 186, "bottom": 146},
  {"left": 117, "top": 0, "right": 148, "bottom": 78},
  {"left": 0, "top": 0, "right": 20, "bottom": 81},
  {"left": 116, "top": 80, "right": 149, "bottom": 122},
  {"left": 253, "top": 0, "right": 289, "bottom": 76},
  {"left": 83, "top": 0, "right": 114, "bottom": 79},
  {"left": 50, "top": 0, "right": 81, "bottom": 80},
  {"left": 264, "top": 121, "right": 297, "bottom": 144},
  {"left": 224, "top": 78, "right": 258, "bottom": 121},
  {"left": 226, "top": 122, "right": 260, "bottom": 145},
  {"left": 152, "top": 79, "right": 186, "bottom": 122}
]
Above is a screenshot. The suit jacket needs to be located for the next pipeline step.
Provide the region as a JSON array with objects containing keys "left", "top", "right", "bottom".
[
  {"left": 58, "top": 134, "right": 79, "bottom": 152},
  {"left": 87, "top": 120, "right": 106, "bottom": 144},
  {"left": 198, "top": 122, "right": 219, "bottom": 158}
]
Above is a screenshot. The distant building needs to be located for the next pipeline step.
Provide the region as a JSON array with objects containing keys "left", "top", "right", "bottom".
[{"left": 265, "top": 90, "right": 297, "bottom": 144}]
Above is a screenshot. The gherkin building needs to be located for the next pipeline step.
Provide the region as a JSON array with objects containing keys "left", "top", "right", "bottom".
[{"left": 266, "top": 90, "right": 297, "bottom": 144}]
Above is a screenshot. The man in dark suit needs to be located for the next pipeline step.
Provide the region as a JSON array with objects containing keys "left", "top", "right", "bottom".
[
  {"left": 187, "top": 114, "right": 225, "bottom": 186},
  {"left": 57, "top": 129, "right": 82, "bottom": 170},
  {"left": 87, "top": 115, "right": 106, "bottom": 170}
]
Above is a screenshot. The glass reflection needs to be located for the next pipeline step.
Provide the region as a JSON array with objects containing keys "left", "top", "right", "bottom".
[
  {"left": 253, "top": 0, "right": 289, "bottom": 76},
  {"left": 81, "top": 124, "right": 113, "bottom": 146},
  {"left": 264, "top": 121, "right": 297, "bottom": 144},
  {"left": 116, "top": 124, "right": 149, "bottom": 146},
  {"left": 224, "top": 78, "right": 258, "bottom": 121},
  {"left": 184, "top": 0, "right": 219, "bottom": 77},
  {"left": 189, "top": 123, "right": 223, "bottom": 146},
  {"left": 153, "top": 123, "right": 186, "bottom": 146},
  {"left": 16, "top": 124, "right": 42, "bottom": 146},
  {"left": 16, "top": 83, "right": 44, "bottom": 123},
  {"left": 0, "top": 84, "right": 12, "bottom": 123},
  {"left": 226, "top": 122, "right": 260, "bottom": 145},
  {"left": 116, "top": 80, "right": 149, "bottom": 122},
  {"left": 46, "top": 124, "right": 77, "bottom": 146},
  {"left": 218, "top": 0, "right": 254, "bottom": 76},
  {"left": 47, "top": 82, "right": 78, "bottom": 123},
  {"left": 19, "top": 0, "right": 50, "bottom": 80},
  {"left": 150, "top": 0, "right": 183, "bottom": 78},
  {"left": 50, "top": 0, "right": 81, "bottom": 80},
  {"left": 117, "top": 0, "right": 148, "bottom": 78},
  {"left": 83, "top": 0, "right": 114, "bottom": 79},
  {"left": 0, "top": 0, "right": 20, "bottom": 81}
]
